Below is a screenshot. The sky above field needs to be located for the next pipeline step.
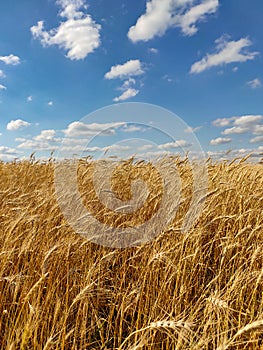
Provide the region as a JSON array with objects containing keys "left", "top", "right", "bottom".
[{"left": 0, "top": 0, "right": 262, "bottom": 161}]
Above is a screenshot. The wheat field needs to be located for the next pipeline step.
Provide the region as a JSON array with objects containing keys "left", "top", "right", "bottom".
[{"left": 0, "top": 157, "right": 263, "bottom": 349}]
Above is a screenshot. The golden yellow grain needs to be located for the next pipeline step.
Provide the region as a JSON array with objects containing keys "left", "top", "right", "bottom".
[{"left": 0, "top": 157, "right": 262, "bottom": 349}]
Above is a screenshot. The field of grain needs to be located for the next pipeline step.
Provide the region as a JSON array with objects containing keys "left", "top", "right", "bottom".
[{"left": 0, "top": 157, "right": 263, "bottom": 349}]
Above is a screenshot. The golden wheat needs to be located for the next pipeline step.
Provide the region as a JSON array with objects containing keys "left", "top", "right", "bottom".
[{"left": 0, "top": 157, "right": 262, "bottom": 349}]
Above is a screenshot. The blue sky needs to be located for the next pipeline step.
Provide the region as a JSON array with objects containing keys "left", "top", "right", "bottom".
[{"left": 0, "top": 0, "right": 262, "bottom": 161}]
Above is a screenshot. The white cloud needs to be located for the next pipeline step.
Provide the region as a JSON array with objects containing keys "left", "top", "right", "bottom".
[
  {"left": 253, "top": 124, "right": 263, "bottom": 135},
  {"left": 64, "top": 121, "right": 125, "bottom": 137},
  {"left": 0, "top": 54, "right": 20, "bottom": 65},
  {"left": 113, "top": 88, "right": 139, "bottom": 102},
  {"left": 31, "top": 0, "right": 101, "bottom": 60},
  {"left": 190, "top": 36, "right": 258, "bottom": 74},
  {"left": 222, "top": 126, "right": 249, "bottom": 135},
  {"left": 61, "top": 144, "right": 131, "bottom": 154},
  {"left": 61, "top": 145, "right": 102, "bottom": 153},
  {"left": 27, "top": 95, "right": 33, "bottom": 102},
  {"left": 162, "top": 74, "right": 173, "bottom": 83},
  {"left": 206, "top": 148, "right": 262, "bottom": 160},
  {"left": 233, "top": 115, "right": 263, "bottom": 126},
  {"left": 0, "top": 146, "right": 20, "bottom": 161},
  {"left": 121, "top": 124, "right": 145, "bottom": 133},
  {"left": 247, "top": 78, "right": 261, "bottom": 89},
  {"left": 138, "top": 144, "right": 154, "bottom": 151},
  {"left": 210, "top": 137, "right": 232, "bottom": 145},
  {"left": 184, "top": 125, "right": 202, "bottom": 133},
  {"left": 105, "top": 60, "right": 144, "bottom": 80},
  {"left": 128, "top": 0, "right": 219, "bottom": 42},
  {"left": 34, "top": 129, "right": 58, "bottom": 141},
  {"left": 128, "top": 0, "right": 177, "bottom": 42},
  {"left": 213, "top": 115, "right": 263, "bottom": 138},
  {"left": 15, "top": 127, "right": 161, "bottom": 155},
  {"left": 104, "top": 144, "right": 131, "bottom": 153},
  {"left": 179, "top": 0, "right": 219, "bottom": 36},
  {"left": 105, "top": 61, "right": 144, "bottom": 102},
  {"left": 59, "top": 142, "right": 132, "bottom": 155},
  {"left": 138, "top": 150, "right": 174, "bottom": 159},
  {"left": 213, "top": 115, "right": 263, "bottom": 128},
  {"left": 206, "top": 150, "right": 226, "bottom": 158},
  {"left": 0, "top": 70, "right": 5, "bottom": 78},
  {"left": 158, "top": 140, "right": 191, "bottom": 149},
  {"left": 250, "top": 135, "right": 263, "bottom": 144},
  {"left": 57, "top": 0, "right": 88, "bottom": 19},
  {"left": 17, "top": 139, "right": 59, "bottom": 151},
  {"left": 7, "top": 119, "right": 31, "bottom": 131},
  {"left": 121, "top": 78, "right": 136, "bottom": 89},
  {"left": 17, "top": 130, "right": 60, "bottom": 151},
  {"left": 0, "top": 84, "right": 6, "bottom": 90},
  {"left": 61, "top": 137, "right": 88, "bottom": 145},
  {"left": 231, "top": 148, "right": 249, "bottom": 155},
  {"left": 149, "top": 47, "right": 158, "bottom": 54},
  {"left": 48, "top": 101, "right": 53, "bottom": 106},
  {"left": 15, "top": 138, "right": 27, "bottom": 142},
  {"left": 0, "top": 146, "right": 18, "bottom": 154},
  {"left": 212, "top": 117, "right": 234, "bottom": 127}
]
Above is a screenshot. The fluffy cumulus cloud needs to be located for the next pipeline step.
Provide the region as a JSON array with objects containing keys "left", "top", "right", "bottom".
[
  {"left": 34, "top": 129, "right": 58, "bottom": 141},
  {"left": 233, "top": 115, "right": 263, "bottom": 126},
  {"left": 7, "top": 119, "right": 31, "bottom": 131},
  {"left": 17, "top": 140, "right": 58, "bottom": 151},
  {"left": 15, "top": 122, "right": 148, "bottom": 153},
  {"left": 0, "top": 146, "right": 19, "bottom": 155},
  {"left": 190, "top": 36, "right": 258, "bottom": 74},
  {"left": 222, "top": 126, "right": 250, "bottom": 135},
  {"left": 0, "top": 54, "right": 20, "bottom": 65},
  {"left": 17, "top": 130, "right": 60, "bottom": 151},
  {"left": 247, "top": 78, "right": 261, "bottom": 89},
  {"left": 212, "top": 115, "right": 263, "bottom": 143},
  {"left": 213, "top": 115, "right": 263, "bottom": 128},
  {"left": 0, "top": 146, "right": 20, "bottom": 161},
  {"left": 212, "top": 117, "right": 233, "bottom": 127},
  {"left": 31, "top": 0, "right": 101, "bottom": 60},
  {"left": 105, "top": 60, "right": 144, "bottom": 101},
  {"left": 64, "top": 121, "right": 126, "bottom": 137},
  {"left": 210, "top": 137, "right": 232, "bottom": 145},
  {"left": 16, "top": 132, "right": 106, "bottom": 154},
  {"left": 0, "top": 84, "right": 6, "bottom": 90},
  {"left": 57, "top": 0, "right": 88, "bottom": 18},
  {"left": 128, "top": 0, "right": 219, "bottom": 42},
  {"left": 105, "top": 60, "right": 144, "bottom": 80}
]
